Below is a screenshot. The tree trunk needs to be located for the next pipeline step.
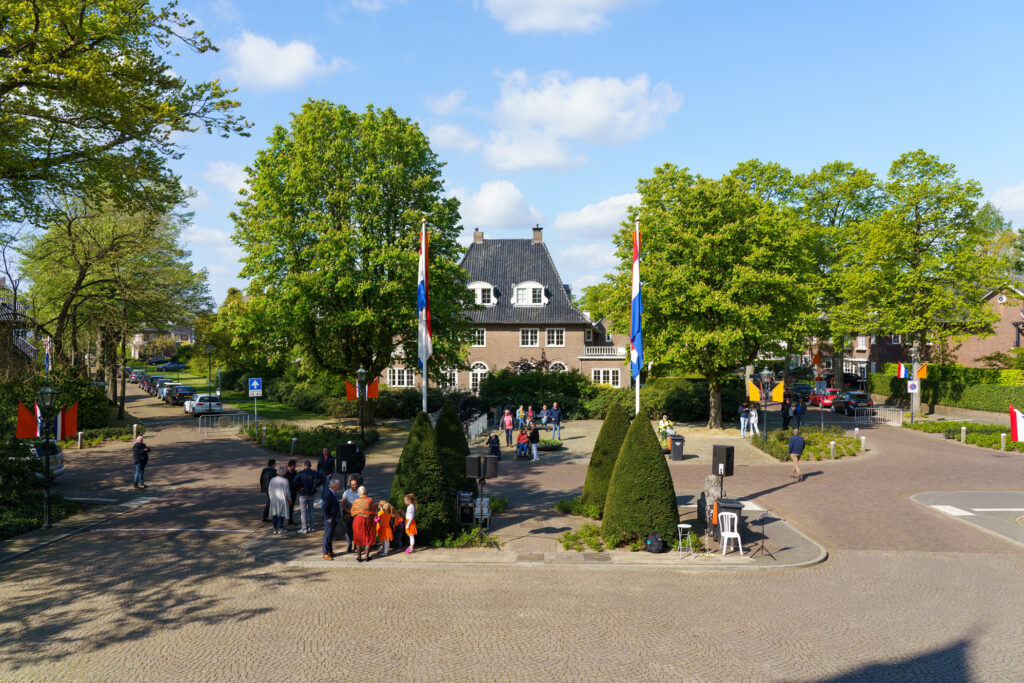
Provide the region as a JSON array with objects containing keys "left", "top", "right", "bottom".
[
  {"left": 707, "top": 378, "right": 723, "bottom": 429},
  {"left": 782, "top": 350, "right": 792, "bottom": 389},
  {"left": 118, "top": 320, "right": 127, "bottom": 420}
]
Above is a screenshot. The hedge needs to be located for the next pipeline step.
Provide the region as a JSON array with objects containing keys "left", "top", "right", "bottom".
[
  {"left": 749, "top": 426, "right": 861, "bottom": 461},
  {"left": 579, "top": 402, "right": 629, "bottom": 513},
  {"left": 870, "top": 373, "right": 1024, "bottom": 413},
  {"left": 433, "top": 400, "right": 477, "bottom": 494},
  {"left": 389, "top": 412, "right": 457, "bottom": 543},
  {"left": 245, "top": 421, "right": 379, "bottom": 456},
  {"left": 60, "top": 424, "right": 147, "bottom": 448},
  {"left": 580, "top": 377, "right": 745, "bottom": 422},
  {"left": 880, "top": 363, "right": 1024, "bottom": 386},
  {"left": 904, "top": 419, "right": 1024, "bottom": 453},
  {"left": 0, "top": 372, "right": 109, "bottom": 441}
]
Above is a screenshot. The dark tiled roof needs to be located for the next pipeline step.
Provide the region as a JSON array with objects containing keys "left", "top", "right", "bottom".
[{"left": 461, "top": 238, "right": 591, "bottom": 325}]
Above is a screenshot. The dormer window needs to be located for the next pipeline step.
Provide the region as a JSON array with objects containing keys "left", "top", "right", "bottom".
[
  {"left": 513, "top": 281, "right": 547, "bottom": 306},
  {"left": 468, "top": 281, "right": 496, "bottom": 307}
]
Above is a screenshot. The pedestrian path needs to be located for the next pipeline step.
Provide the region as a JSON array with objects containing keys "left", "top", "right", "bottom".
[{"left": 912, "top": 491, "right": 1024, "bottom": 549}]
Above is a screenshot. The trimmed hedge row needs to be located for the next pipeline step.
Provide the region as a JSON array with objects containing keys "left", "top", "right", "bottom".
[
  {"left": 60, "top": 425, "right": 147, "bottom": 448},
  {"left": 904, "top": 419, "right": 1024, "bottom": 453},
  {"left": 580, "top": 377, "right": 745, "bottom": 422},
  {"left": 880, "top": 363, "right": 1024, "bottom": 386},
  {"left": 245, "top": 421, "right": 380, "bottom": 456},
  {"left": 870, "top": 373, "right": 1024, "bottom": 413},
  {"left": 750, "top": 426, "right": 861, "bottom": 461}
]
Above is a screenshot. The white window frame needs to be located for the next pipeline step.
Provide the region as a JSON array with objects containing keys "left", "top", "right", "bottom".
[
  {"left": 605, "top": 332, "right": 612, "bottom": 343},
  {"left": 512, "top": 281, "right": 547, "bottom": 306},
  {"left": 891, "top": 334, "right": 902, "bottom": 345},
  {"left": 531, "top": 287, "right": 543, "bottom": 305},
  {"left": 585, "top": 329, "right": 593, "bottom": 343},
  {"left": 592, "top": 368, "right": 621, "bottom": 387},
  {"left": 856, "top": 334, "right": 869, "bottom": 351},
  {"left": 468, "top": 281, "right": 496, "bottom": 307},
  {"left": 470, "top": 362, "right": 488, "bottom": 394},
  {"left": 545, "top": 328, "right": 565, "bottom": 347},
  {"left": 387, "top": 368, "right": 416, "bottom": 388},
  {"left": 549, "top": 362, "right": 567, "bottom": 373},
  {"left": 440, "top": 368, "right": 457, "bottom": 390},
  {"left": 520, "top": 328, "right": 539, "bottom": 347},
  {"left": 824, "top": 357, "right": 833, "bottom": 370},
  {"left": 472, "top": 328, "right": 486, "bottom": 347}
]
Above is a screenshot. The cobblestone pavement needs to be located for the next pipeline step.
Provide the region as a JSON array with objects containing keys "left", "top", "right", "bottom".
[{"left": 2, "top": 387, "right": 1024, "bottom": 680}]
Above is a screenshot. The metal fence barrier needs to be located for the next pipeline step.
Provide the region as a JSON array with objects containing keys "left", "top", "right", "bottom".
[
  {"left": 854, "top": 406, "right": 903, "bottom": 427},
  {"left": 199, "top": 413, "right": 251, "bottom": 438},
  {"left": 465, "top": 412, "right": 489, "bottom": 442}
]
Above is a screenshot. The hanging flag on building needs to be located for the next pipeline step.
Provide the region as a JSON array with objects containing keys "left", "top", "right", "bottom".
[
  {"left": 896, "top": 362, "right": 911, "bottom": 379},
  {"left": 15, "top": 402, "right": 38, "bottom": 439},
  {"left": 629, "top": 220, "right": 643, "bottom": 379},
  {"left": 915, "top": 363, "right": 928, "bottom": 379},
  {"left": 366, "top": 378, "right": 379, "bottom": 399},
  {"left": 812, "top": 352, "right": 821, "bottom": 366},
  {"left": 1011, "top": 404, "right": 1024, "bottom": 442},
  {"left": 55, "top": 402, "right": 77, "bottom": 440},
  {"left": 44, "top": 337, "right": 52, "bottom": 372},
  {"left": 417, "top": 225, "right": 433, "bottom": 371}
]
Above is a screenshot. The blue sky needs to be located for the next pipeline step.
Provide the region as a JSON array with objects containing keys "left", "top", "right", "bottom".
[{"left": 169, "top": 0, "right": 1024, "bottom": 304}]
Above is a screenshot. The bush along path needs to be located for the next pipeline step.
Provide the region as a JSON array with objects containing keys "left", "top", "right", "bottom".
[
  {"left": 750, "top": 426, "right": 861, "bottom": 461},
  {"left": 389, "top": 412, "right": 457, "bottom": 544},
  {"left": 245, "top": 422, "right": 380, "bottom": 457},
  {"left": 904, "top": 420, "right": 1024, "bottom": 453},
  {"left": 579, "top": 403, "right": 629, "bottom": 514}
]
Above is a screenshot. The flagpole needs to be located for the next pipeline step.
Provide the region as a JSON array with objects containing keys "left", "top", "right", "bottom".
[
  {"left": 633, "top": 218, "right": 641, "bottom": 416},
  {"left": 420, "top": 217, "right": 429, "bottom": 414}
]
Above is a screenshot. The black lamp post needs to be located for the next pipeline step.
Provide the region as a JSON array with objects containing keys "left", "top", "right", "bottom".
[
  {"left": 36, "top": 384, "right": 58, "bottom": 529},
  {"left": 759, "top": 368, "right": 771, "bottom": 447},
  {"left": 355, "top": 366, "right": 367, "bottom": 444},
  {"left": 204, "top": 344, "right": 214, "bottom": 395}
]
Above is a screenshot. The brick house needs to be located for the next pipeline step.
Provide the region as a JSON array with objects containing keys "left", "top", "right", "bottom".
[
  {"left": 129, "top": 326, "right": 195, "bottom": 359},
  {"left": 384, "top": 226, "right": 631, "bottom": 393}
]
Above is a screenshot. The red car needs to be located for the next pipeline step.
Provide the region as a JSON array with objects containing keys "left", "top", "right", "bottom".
[{"left": 809, "top": 388, "right": 841, "bottom": 408}]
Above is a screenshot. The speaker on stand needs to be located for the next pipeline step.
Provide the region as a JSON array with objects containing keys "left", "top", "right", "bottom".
[{"left": 460, "top": 455, "right": 501, "bottom": 550}]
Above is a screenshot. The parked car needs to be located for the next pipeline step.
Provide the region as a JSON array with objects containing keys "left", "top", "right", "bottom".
[
  {"left": 146, "top": 356, "right": 170, "bottom": 366},
  {"left": 170, "top": 385, "right": 195, "bottom": 406},
  {"left": 790, "top": 383, "right": 813, "bottom": 400},
  {"left": 832, "top": 391, "right": 874, "bottom": 416},
  {"left": 130, "top": 369, "right": 147, "bottom": 384},
  {"left": 188, "top": 394, "right": 223, "bottom": 416},
  {"left": 153, "top": 379, "right": 174, "bottom": 398},
  {"left": 809, "top": 388, "right": 841, "bottom": 408},
  {"left": 158, "top": 382, "right": 180, "bottom": 402},
  {"left": 146, "top": 377, "right": 166, "bottom": 395},
  {"left": 158, "top": 361, "right": 187, "bottom": 372},
  {"left": 26, "top": 440, "right": 65, "bottom": 479}
]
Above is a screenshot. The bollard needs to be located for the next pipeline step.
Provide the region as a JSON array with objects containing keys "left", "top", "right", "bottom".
[
  {"left": 860, "top": 435, "right": 866, "bottom": 451},
  {"left": 961, "top": 426, "right": 967, "bottom": 444},
  {"left": 1001, "top": 433, "right": 1007, "bottom": 451},
  {"left": 830, "top": 440, "right": 836, "bottom": 458},
  {"left": 132, "top": 423, "right": 138, "bottom": 439},
  {"left": 290, "top": 437, "right": 297, "bottom": 456},
  {"left": 262, "top": 426, "right": 267, "bottom": 446},
  {"left": 77, "top": 431, "right": 83, "bottom": 449},
  {"left": 854, "top": 427, "right": 859, "bottom": 439}
]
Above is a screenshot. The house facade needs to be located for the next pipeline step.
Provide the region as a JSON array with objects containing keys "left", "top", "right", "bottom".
[
  {"left": 384, "top": 226, "right": 631, "bottom": 393},
  {"left": 129, "top": 326, "right": 195, "bottom": 359}
]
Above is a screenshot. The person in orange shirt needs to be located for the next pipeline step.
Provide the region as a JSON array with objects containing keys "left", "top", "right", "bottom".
[
  {"left": 376, "top": 501, "right": 395, "bottom": 557},
  {"left": 350, "top": 486, "right": 377, "bottom": 562}
]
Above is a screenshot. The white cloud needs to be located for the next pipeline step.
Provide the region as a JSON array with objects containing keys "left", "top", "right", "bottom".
[
  {"left": 451, "top": 181, "right": 543, "bottom": 232},
  {"left": 425, "top": 89, "right": 467, "bottom": 115},
  {"left": 202, "top": 161, "right": 247, "bottom": 195},
  {"left": 180, "top": 226, "right": 244, "bottom": 264},
  {"left": 428, "top": 124, "right": 482, "bottom": 153},
  {"left": 559, "top": 243, "right": 619, "bottom": 271},
  {"left": 571, "top": 274, "right": 604, "bottom": 292},
  {"left": 186, "top": 187, "right": 213, "bottom": 211},
  {"left": 991, "top": 182, "right": 1024, "bottom": 222},
  {"left": 223, "top": 32, "right": 351, "bottom": 89},
  {"left": 553, "top": 192, "right": 639, "bottom": 235},
  {"left": 484, "top": 0, "right": 638, "bottom": 33},
  {"left": 483, "top": 70, "right": 681, "bottom": 171},
  {"left": 210, "top": 0, "right": 240, "bottom": 22}
]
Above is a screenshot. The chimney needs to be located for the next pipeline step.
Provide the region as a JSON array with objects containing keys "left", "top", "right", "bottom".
[
  {"left": 473, "top": 228, "right": 484, "bottom": 244},
  {"left": 532, "top": 224, "right": 543, "bottom": 243}
]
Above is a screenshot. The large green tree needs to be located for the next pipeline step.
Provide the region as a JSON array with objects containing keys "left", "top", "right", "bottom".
[
  {"left": 600, "top": 165, "right": 815, "bottom": 428},
  {"left": 0, "top": 0, "right": 248, "bottom": 223},
  {"left": 230, "top": 100, "right": 475, "bottom": 387}
]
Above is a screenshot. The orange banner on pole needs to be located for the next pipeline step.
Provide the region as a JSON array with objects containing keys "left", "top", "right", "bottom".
[
  {"left": 16, "top": 402, "right": 37, "bottom": 439},
  {"left": 345, "top": 381, "right": 357, "bottom": 401},
  {"left": 915, "top": 363, "right": 928, "bottom": 379},
  {"left": 747, "top": 381, "right": 761, "bottom": 402},
  {"left": 366, "top": 378, "right": 379, "bottom": 399}
]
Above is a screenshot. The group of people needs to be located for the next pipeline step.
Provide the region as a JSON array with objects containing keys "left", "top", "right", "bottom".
[
  {"left": 259, "top": 449, "right": 418, "bottom": 562},
  {"left": 738, "top": 394, "right": 808, "bottom": 436},
  {"left": 738, "top": 402, "right": 760, "bottom": 437},
  {"left": 491, "top": 403, "right": 562, "bottom": 461}
]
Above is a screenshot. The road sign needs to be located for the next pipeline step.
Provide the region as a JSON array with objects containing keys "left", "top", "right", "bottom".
[
  {"left": 907, "top": 380, "right": 920, "bottom": 394},
  {"left": 248, "top": 377, "right": 263, "bottom": 398}
]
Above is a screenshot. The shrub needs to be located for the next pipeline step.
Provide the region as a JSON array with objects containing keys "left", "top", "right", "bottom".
[
  {"left": 601, "top": 414, "right": 679, "bottom": 547},
  {"left": 245, "top": 421, "right": 378, "bottom": 455},
  {"left": 871, "top": 373, "right": 1024, "bottom": 414},
  {"left": 60, "top": 424, "right": 146, "bottom": 448},
  {"left": 750, "top": 426, "right": 860, "bottom": 461},
  {"left": 554, "top": 497, "right": 601, "bottom": 519},
  {"left": 560, "top": 523, "right": 604, "bottom": 552},
  {"left": 489, "top": 496, "right": 509, "bottom": 514},
  {"left": 287, "top": 382, "right": 324, "bottom": 412},
  {"left": 478, "top": 368, "right": 592, "bottom": 419},
  {"left": 389, "top": 412, "right": 456, "bottom": 543},
  {"left": 433, "top": 400, "right": 477, "bottom": 494},
  {"left": 431, "top": 526, "right": 503, "bottom": 548},
  {"left": 579, "top": 402, "right": 629, "bottom": 513},
  {"left": 880, "top": 363, "right": 1024, "bottom": 386}
]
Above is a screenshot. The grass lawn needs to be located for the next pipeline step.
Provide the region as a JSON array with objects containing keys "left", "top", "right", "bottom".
[{"left": 219, "top": 389, "right": 326, "bottom": 422}]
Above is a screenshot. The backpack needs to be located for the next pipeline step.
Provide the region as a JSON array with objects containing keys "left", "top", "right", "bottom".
[{"left": 645, "top": 532, "right": 665, "bottom": 553}]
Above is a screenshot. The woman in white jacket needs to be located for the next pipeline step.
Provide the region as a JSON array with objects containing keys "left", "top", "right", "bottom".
[
  {"left": 748, "top": 403, "right": 759, "bottom": 436},
  {"left": 268, "top": 467, "right": 292, "bottom": 534}
]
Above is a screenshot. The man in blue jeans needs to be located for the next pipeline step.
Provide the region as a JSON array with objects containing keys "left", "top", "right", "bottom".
[
  {"left": 788, "top": 428, "right": 805, "bottom": 481},
  {"left": 793, "top": 399, "right": 806, "bottom": 427},
  {"left": 132, "top": 436, "right": 150, "bottom": 489},
  {"left": 550, "top": 402, "right": 562, "bottom": 439}
]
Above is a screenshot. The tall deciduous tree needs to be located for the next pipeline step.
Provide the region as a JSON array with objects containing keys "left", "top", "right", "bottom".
[
  {"left": 0, "top": 0, "right": 248, "bottom": 223},
  {"left": 601, "top": 165, "right": 815, "bottom": 428},
  {"left": 230, "top": 100, "right": 474, "bottom": 386}
]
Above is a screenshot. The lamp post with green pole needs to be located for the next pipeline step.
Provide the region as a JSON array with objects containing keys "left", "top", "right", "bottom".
[
  {"left": 355, "top": 366, "right": 367, "bottom": 445},
  {"left": 36, "top": 384, "right": 59, "bottom": 529},
  {"left": 759, "top": 368, "right": 771, "bottom": 447}
]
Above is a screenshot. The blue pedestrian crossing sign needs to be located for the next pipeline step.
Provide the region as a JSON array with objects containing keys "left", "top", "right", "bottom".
[{"left": 249, "top": 377, "right": 263, "bottom": 397}]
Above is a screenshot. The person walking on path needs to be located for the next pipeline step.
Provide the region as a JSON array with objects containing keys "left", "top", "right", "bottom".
[
  {"left": 550, "top": 402, "right": 563, "bottom": 439},
  {"left": 539, "top": 404, "right": 551, "bottom": 430},
  {"left": 486, "top": 432, "right": 502, "bottom": 459},
  {"left": 793, "top": 399, "right": 806, "bottom": 428},
  {"left": 404, "top": 493, "right": 418, "bottom": 554},
  {"left": 502, "top": 410, "right": 514, "bottom": 446},
  {"left": 528, "top": 422, "right": 541, "bottom": 461},
  {"left": 132, "top": 436, "right": 150, "bottom": 489},
  {"left": 316, "top": 448, "right": 335, "bottom": 491},
  {"left": 788, "top": 428, "right": 805, "bottom": 482},
  {"left": 268, "top": 467, "right": 292, "bottom": 534},
  {"left": 341, "top": 477, "right": 360, "bottom": 553},
  {"left": 351, "top": 486, "right": 378, "bottom": 562},
  {"left": 748, "top": 403, "right": 760, "bottom": 437},
  {"left": 284, "top": 459, "right": 298, "bottom": 525},
  {"left": 376, "top": 502, "right": 395, "bottom": 558},
  {"left": 259, "top": 458, "right": 277, "bottom": 522},
  {"left": 293, "top": 460, "right": 321, "bottom": 533},
  {"left": 321, "top": 479, "right": 342, "bottom": 560},
  {"left": 739, "top": 402, "right": 750, "bottom": 437},
  {"left": 516, "top": 405, "right": 525, "bottom": 429},
  {"left": 780, "top": 396, "right": 791, "bottom": 430}
]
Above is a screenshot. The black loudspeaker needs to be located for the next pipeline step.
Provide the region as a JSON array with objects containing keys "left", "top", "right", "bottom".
[
  {"left": 466, "top": 455, "right": 482, "bottom": 478},
  {"left": 712, "top": 445, "right": 734, "bottom": 477},
  {"left": 483, "top": 455, "right": 499, "bottom": 479}
]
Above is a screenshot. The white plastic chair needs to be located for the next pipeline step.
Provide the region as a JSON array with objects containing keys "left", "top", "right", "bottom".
[
  {"left": 677, "top": 523, "right": 693, "bottom": 559},
  {"left": 719, "top": 512, "right": 743, "bottom": 556}
]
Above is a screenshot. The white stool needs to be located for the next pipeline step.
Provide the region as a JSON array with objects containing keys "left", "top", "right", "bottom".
[
  {"left": 677, "top": 523, "right": 693, "bottom": 558},
  {"left": 719, "top": 512, "right": 743, "bottom": 556}
]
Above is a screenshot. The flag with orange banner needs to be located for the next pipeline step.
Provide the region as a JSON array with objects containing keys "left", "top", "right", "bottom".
[
  {"left": 366, "top": 378, "right": 379, "bottom": 399},
  {"left": 812, "top": 352, "right": 820, "bottom": 365},
  {"left": 915, "top": 363, "right": 928, "bottom": 379},
  {"left": 747, "top": 380, "right": 761, "bottom": 401},
  {"left": 345, "top": 381, "right": 358, "bottom": 401},
  {"left": 15, "top": 402, "right": 38, "bottom": 439},
  {"left": 771, "top": 382, "right": 785, "bottom": 402}
]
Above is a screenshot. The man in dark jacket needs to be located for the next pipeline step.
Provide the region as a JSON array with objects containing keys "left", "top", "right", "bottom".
[
  {"left": 284, "top": 459, "right": 298, "bottom": 525},
  {"left": 550, "top": 402, "right": 563, "bottom": 439},
  {"left": 293, "top": 460, "right": 322, "bottom": 533},
  {"left": 321, "top": 478, "right": 342, "bottom": 560},
  {"left": 132, "top": 436, "right": 151, "bottom": 489},
  {"left": 780, "top": 396, "right": 792, "bottom": 430},
  {"left": 316, "top": 448, "right": 335, "bottom": 491},
  {"left": 528, "top": 422, "right": 541, "bottom": 461},
  {"left": 259, "top": 458, "right": 277, "bottom": 522}
]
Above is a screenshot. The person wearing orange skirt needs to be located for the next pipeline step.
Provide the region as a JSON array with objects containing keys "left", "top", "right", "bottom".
[
  {"left": 350, "top": 486, "right": 377, "bottom": 562},
  {"left": 375, "top": 502, "right": 394, "bottom": 557},
  {"left": 404, "top": 493, "right": 417, "bottom": 554}
]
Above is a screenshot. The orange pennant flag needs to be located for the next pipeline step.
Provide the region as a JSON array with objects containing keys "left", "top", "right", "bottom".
[
  {"left": 366, "top": 378, "right": 379, "bottom": 399},
  {"left": 915, "top": 363, "right": 928, "bottom": 379},
  {"left": 812, "top": 352, "right": 821, "bottom": 365},
  {"left": 345, "top": 381, "right": 358, "bottom": 401},
  {"left": 16, "top": 402, "right": 37, "bottom": 439}
]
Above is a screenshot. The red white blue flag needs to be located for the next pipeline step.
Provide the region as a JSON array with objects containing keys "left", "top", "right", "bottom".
[
  {"left": 1011, "top": 404, "right": 1024, "bottom": 442},
  {"left": 417, "top": 222, "right": 432, "bottom": 371},
  {"left": 896, "top": 362, "right": 911, "bottom": 379},
  {"left": 630, "top": 218, "right": 643, "bottom": 379},
  {"left": 43, "top": 337, "right": 52, "bottom": 372}
]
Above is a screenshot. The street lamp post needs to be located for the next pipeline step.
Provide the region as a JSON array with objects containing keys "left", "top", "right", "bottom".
[
  {"left": 204, "top": 344, "right": 214, "bottom": 395},
  {"left": 355, "top": 366, "right": 367, "bottom": 445},
  {"left": 759, "top": 368, "right": 771, "bottom": 447},
  {"left": 36, "top": 385, "right": 58, "bottom": 529}
]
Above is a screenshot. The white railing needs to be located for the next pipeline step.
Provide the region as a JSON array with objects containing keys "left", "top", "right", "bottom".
[
  {"left": 13, "top": 335, "right": 36, "bottom": 359},
  {"left": 854, "top": 406, "right": 902, "bottom": 427},
  {"left": 583, "top": 345, "right": 625, "bottom": 357},
  {"left": 199, "top": 413, "right": 250, "bottom": 438}
]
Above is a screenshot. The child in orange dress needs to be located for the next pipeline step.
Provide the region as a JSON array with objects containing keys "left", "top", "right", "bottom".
[
  {"left": 376, "top": 502, "right": 394, "bottom": 557},
  {"left": 404, "top": 493, "right": 417, "bottom": 554}
]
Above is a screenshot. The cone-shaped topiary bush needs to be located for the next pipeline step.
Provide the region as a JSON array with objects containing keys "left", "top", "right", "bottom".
[
  {"left": 433, "top": 400, "right": 478, "bottom": 494},
  {"left": 601, "top": 414, "right": 679, "bottom": 547},
  {"left": 390, "top": 411, "right": 457, "bottom": 543},
  {"left": 579, "top": 402, "right": 629, "bottom": 513}
]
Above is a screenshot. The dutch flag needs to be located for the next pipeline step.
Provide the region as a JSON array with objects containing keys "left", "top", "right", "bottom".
[
  {"left": 896, "top": 362, "right": 911, "bottom": 379},
  {"left": 1011, "top": 404, "right": 1024, "bottom": 442},
  {"left": 630, "top": 218, "right": 643, "bottom": 379},
  {"left": 44, "top": 337, "right": 52, "bottom": 373},
  {"left": 417, "top": 222, "right": 432, "bottom": 370}
]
